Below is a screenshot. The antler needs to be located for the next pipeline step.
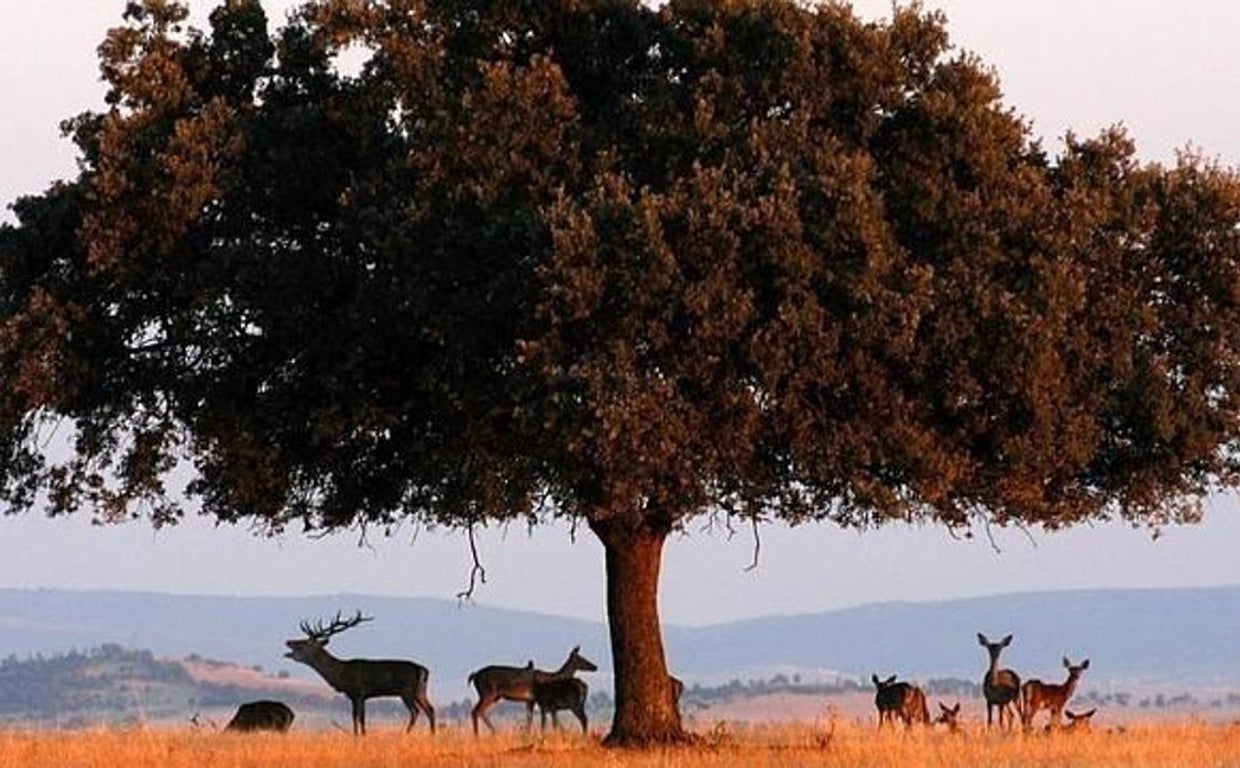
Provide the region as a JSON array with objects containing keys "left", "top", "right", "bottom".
[{"left": 301, "top": 610, "right": 373, "bottom": 641}]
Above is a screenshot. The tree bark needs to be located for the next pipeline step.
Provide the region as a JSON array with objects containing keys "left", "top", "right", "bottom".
[{"left": 590, "top": 517, "right": 688, "bottom": 747}]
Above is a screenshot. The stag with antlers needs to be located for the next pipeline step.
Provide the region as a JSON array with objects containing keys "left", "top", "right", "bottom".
[
  {"left": 284, "top": 611, "right": 435, "bottom": 735},
  {"left": 1020, "top": 657, "right": 1090, "bottom": 730}
]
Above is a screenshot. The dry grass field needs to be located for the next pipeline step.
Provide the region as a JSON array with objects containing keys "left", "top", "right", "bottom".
[{"left": 3, "top": 719, "right": 1240, "bottom": 768}]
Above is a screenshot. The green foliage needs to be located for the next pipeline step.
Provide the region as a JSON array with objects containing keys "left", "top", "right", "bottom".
[{"left": 4, "top": 0, "right": 1240, "bottom": 536}]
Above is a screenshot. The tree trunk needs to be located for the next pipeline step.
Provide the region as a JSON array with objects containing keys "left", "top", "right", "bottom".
[{"left": 590, "top": 518, "right": 687, "bottom": 747}]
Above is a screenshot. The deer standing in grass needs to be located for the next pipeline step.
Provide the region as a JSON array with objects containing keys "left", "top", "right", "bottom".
[
  {"left": 531, "top": 676, "right": 591, "bottom": 734},
  {"left": 978, "top": 632, "right": 1021, "bottom": 729},
  {"left": 467, "top": 646, "right": 597, "bottom": 735},
  {"left": 224, "top": 700, "right": 295, "bottom": 733},
  {"left": 872, "top": 674, "right": 929, "bottom": 728},
  {"left": 1020, "top": 657, "right": 1090, "bottom": 730},
  {"left": 284, "top": 611, "right": 435, "bottom": 735}
]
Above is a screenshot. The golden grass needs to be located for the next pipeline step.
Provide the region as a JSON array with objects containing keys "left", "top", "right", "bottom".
[{"left": 3, "top": 720, "right": 1239, "bottom": 768}]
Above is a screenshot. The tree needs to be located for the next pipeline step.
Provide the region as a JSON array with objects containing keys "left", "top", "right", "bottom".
[{"left": 3, "top": 0, "right": 1240, "bottom": 745}]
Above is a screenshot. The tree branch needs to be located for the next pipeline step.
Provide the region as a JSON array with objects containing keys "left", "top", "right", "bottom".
[
  {"left": 982, "top": 519, "right": 1002, "bottom": 554},
  {"left": 743, "top": 516, "right": 762, "bottom": 573},
  {"left": 457, "top": 524, "right": 487, "bottom": 601},
  {"left": 1014, "top": 521, "right": 1038, "bottom": 548}
]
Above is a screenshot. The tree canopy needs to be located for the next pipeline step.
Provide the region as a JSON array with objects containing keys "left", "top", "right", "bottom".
[{"left": 3, "top": 0, "right": 1240, "bottom": 744}]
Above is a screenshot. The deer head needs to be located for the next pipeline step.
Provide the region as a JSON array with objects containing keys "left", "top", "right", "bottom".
[
  {"left": 566, "top": 646, "right": 598, "bottom": 673},
  {"left": 285, "top": 611, "right": 373, "bottom": 663},
  {"left": 935, "top": 701, "right": 961, "bottom": 730},
  {"left": 1064, "top": 708, "right": 1097, "bottom": 732},
  {"left": 977, "top": 632, "right": 1013, "bottom": 650},
  {"left": 1063, "top": 657, "right": 1090, "bottom": 674}
]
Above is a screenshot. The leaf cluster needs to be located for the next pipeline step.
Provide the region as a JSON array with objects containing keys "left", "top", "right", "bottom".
[{"left": 2, "top": 0, "right": 1239, "bottom": 538}]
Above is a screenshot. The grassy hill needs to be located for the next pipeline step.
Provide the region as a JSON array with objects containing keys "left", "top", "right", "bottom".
[
  {"left": 1, "top": 585, "right": 1238, "bottom": 704},
  {"left": 0, "top": 644, "right": 328, "bottom": 726}
]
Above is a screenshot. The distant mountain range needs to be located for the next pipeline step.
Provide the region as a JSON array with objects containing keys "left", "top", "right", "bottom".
[{"left": 1, "top": 586, "right": 1237, "bottom": 698}]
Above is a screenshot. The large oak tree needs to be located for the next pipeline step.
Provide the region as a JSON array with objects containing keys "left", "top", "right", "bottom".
[{"left": 4, "top": 0, "right": 1240, "bottom": 745}]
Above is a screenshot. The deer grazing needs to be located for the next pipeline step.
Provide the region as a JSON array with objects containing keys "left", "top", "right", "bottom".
[
  {"left": 531, "top": 676, "right": 591, "bottom": 734},
  {"left": 284, "top": 611, "right": 436, "bottom": 735},
  {"left": 872, "top": 674, "right": 929, "bottom": 728},
  {"left": 978, "top": 632, "right": 1022, "bottom": 729},
  {"left": 1020, "top": 657, "right": 1090, "bottom": 730},
  {"left": 468, "top": 646, "right": 597, "bottom": 735},
  {"left": 224, "top": 700, "right": 295, "bottom": 733},
  {"left": 934, "top": 701, "right": 962, "bottom": 734}
]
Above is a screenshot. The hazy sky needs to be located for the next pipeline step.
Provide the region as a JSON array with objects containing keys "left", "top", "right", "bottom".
[{"left": 2, "top": 1, "right": 1239, "bottom": 628}]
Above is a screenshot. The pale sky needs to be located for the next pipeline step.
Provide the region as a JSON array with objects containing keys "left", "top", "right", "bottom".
[{"left": 1, "top": 0, "right": 1239, "bottom": 628}]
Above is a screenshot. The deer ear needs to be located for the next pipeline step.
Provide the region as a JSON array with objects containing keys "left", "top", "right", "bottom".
[
  {"left": 1081, "top": 659, "right": 1090, "bottom": 669},
  {"left": 977, "top": 632, "right": 987, "bottom": 645},
  {"left": 1063, "top": 657, "right": 1071, "bottom": 668},
  {"left": 1001, "top": 634, "right": 1012, "bottom": 646},
  {"left": 872, "top": 674, "right": 880, "bottom": 686}
]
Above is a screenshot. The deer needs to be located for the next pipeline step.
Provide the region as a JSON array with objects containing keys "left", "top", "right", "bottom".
[
  {"left": 1020, "top": 657, "right": 1090, "bottom": 730},
  {"left": 467, "top": 646, "right": 597, "bottom": 736},
  {"left": 284, "top": 611, "right": 436, "bottom": 735},
  {"left": 934, "top": 701, "right": 962, "bottom": 734},
  {"left": 531, "top": 676, "right": 590, "bottom": 734},
  {"left": 1061, "top": 707, "right": 1097, "bottom": 734},
  {"left": 978, "top": 632, "right": 1022, "bottom": 729},
  {"left": 224, "top": 700, "right": 295, "bottom": 733},
  {"left": 872, "top": 674, "right": 929, "bottom": 728}
]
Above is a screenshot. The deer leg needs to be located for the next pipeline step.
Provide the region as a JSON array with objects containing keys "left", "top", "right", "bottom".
[
  {"left": 471, "top": 697, "right": 496, "bottom": 736},
  {"left": 404, "top": 699, "right": 418, "bottom": 733},
  {"left": 350, "top": 698, "right": 364, "bottom": 736},
  {"left": 540, "top": 707, "right": 548, "bottom": 733},
  {"left": 525, "top": 700, "right": 536, "bottom": 732},
  {"left": 419, "top": 696, "right": 436, "bottom": 735},
  {"left": 573, "top": 706, "right": 587, "bottom": 735}
]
